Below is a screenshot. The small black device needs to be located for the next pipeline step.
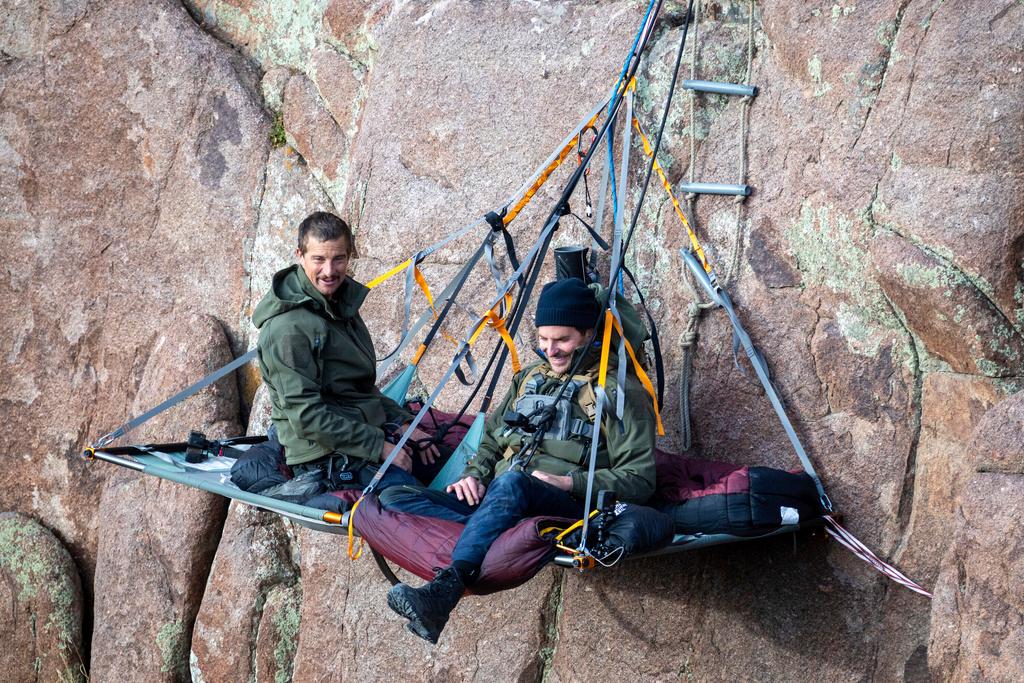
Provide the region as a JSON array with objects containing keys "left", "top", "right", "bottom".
[{"left": 185, "top": 431, "right": 211, "bottom": 463}]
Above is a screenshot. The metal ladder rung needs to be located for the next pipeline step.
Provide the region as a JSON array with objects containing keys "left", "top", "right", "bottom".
[
  {"left": 683, "top": 80, "right": 758, "bottom": 98},
  {"left": 679, "top": 182, "right": 752, "bottom": 197}
]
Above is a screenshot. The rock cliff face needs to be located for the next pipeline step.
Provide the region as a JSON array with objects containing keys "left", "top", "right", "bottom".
[{"left": 1, "top": 0, "right": 1020, "bottom": 680}]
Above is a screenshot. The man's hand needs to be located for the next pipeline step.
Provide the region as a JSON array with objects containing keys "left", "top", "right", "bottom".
[
  {"left": 447, "top": 476, "right": 486, "bottom": 506},
  {"left": 531, "top": 470, "right": 573, "bottom": 492},
  {"left": 381, "top": 440, "right": 414, "bottom": 472},
  {"left": 403, "top": 423, "right": 440, "bottom": 465}
]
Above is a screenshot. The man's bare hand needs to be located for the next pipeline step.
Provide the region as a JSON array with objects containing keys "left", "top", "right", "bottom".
[
  {"left": 447, "top": 476, "right": 486, "bottom": 506},
  {"left": 381, "top": 440, "right": 414, "bottom": 472},
  {"left": 531, "top": 470, "right": 572, "bottom": 492},
  {"left": 404, "top": 423, "right": 440, "bottom": 465}
]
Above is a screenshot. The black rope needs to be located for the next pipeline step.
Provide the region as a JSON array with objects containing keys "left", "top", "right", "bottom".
[
  {"left": 622, "top": 265, "right": 665, "bottom": 406},
  {"left": 611, "top": 0, "right": 694, "bottom": 291}
]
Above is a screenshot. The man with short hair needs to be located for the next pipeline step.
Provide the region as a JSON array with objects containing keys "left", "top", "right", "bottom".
[
  {"left": 253, "top": 211, "right": 436, "bottom": 494},
  {"left": 383, "top": 277, "right": 657, "bottom": 644}
]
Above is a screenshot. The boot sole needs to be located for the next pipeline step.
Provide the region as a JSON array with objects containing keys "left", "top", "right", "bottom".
[{"left": 387, "top": 585, "right": 441, "bottom": 644}]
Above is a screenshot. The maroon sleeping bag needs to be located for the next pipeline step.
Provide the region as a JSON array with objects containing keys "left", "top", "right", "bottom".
[
  {"left": 350, "top": 407, "right": 822, "bottom": 589},
  {"left": 352, "top": 494, "right": 573, "bottom": 594}
]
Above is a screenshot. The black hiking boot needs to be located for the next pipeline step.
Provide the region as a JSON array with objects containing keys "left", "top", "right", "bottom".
[{"left": 387, "top": 566, "right": 464, "bottom": 644}]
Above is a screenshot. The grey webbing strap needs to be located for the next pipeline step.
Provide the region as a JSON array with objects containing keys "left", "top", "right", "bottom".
[
  {"left": 607, "top": 90, "right": 634, "bottom": 422},
  {"left": 92, "top": 349, "right": 258, "bottom": 449},
  {"left": 376, "top": 236, "right": 489, "bottom": 378},
  {"left": 453, "top": 348, "right": 480, "bottom": 386},
  {"left": 680, "top": 248, "right": 832, "bottom": 510},
  {"left": 577, "top": 385, "right": 608, "bottom": 553},
  {"left": 506, "top": 95, "right": 611, "bottom": 210},
  {"left": 374, "top": 94, "right": 612, "bottom": 379},
  {"left": 482, "top": 229, "right": 508, "bottom": 300},
  {"left": 397, "top": 249, "right": 427, "bottom": 345},
  {"left": 364, "top": 217, "right": 562, "bottom": 494}
]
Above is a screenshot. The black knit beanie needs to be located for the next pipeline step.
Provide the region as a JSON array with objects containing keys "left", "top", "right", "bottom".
[{"left": 534, "top": 278, "right": 600, "bottom": 330}]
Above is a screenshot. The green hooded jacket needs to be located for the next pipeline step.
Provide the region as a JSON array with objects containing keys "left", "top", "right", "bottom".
[
  {"left": 462, "top": 345, "right": 657, "bottom": 505},
  {"left": 252, "top": 265, "right": 412, "bottom": 466}
]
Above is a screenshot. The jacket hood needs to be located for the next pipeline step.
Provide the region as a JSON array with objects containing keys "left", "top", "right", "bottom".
[{"left": 252, "top": 264, "right": 368, "bottom": 328}]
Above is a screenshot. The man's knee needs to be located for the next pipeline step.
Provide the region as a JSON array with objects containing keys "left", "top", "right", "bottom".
[
  {"left": 488, "top": 470, "right": 534, "bottom": 497},
  {"left": 378, "top": 484, "right": 422, "bottom": 510}
]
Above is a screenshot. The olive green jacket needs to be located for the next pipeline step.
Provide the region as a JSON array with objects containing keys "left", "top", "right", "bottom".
[
  {"left": 253, "top": 265, "right": 412, "bottom": 466},
  {"left": 462, "top": 350, "right": 657, "bottom": 504}
]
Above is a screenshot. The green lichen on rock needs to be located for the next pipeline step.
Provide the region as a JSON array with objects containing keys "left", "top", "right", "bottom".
[
  {"left": 785, "top": 201, "right": 873, "bottom": 295},
  {"left": 785, "top": 201, "right": 910, "bottom": 359},
  {"left": 1014, "top": 277, "right": 1024, "bottom": 324},
  {"left": 271, "top": 588, "right": 301, "bottom": 683},
  {"left": 156, "top": 619, "right": 188, "bottom": 675},
  {"left": 894, "top": 261, "right": 960, "bottom": 291},
  {"left": 0, "top": 516, "right": 46, "bottom": 601},
  {"left": 0, "top": 514, "right": 81, "bottom": 660},
  {"left": 807, "top": 55, "right": 832, "bottom": 96},
  {"left": 193, "top": 0, "right": 331, "bottom": 73},
  {"left": 831, "top": 4, "right": 856, "bottom": 22}
]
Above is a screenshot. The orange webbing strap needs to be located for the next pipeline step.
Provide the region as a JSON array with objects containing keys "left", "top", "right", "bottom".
[
  {"left": 347, "top": 496, "right": 365, "bottom": 560},
  {"left": 411, "top": 342, "right": 428, "bottom": 366},
  {"left": 366, "top": 258, "right": 412, "bottom": 289},
  {"left": 503, "top": 112, "right": 603, "bottom": 227},
  {"left": 632, "top": 117, "right": 713, "bottom": 275},
  {"left": 373, "top": 259, "right": 461, "bottom": 362},
  {"left": 467, "top": 293, "right": 521, "bottom": 374},
  {"left": 412, "top": 265, "right": 437, "bottom": 315},
  {"left": 367, "top": 258, "right": 437, "bottom": 314},
  {"left": 598, "top": 309, "right": 614, "bottom": 387},
  {"left": 608, "top": 314, "right": 665, "bottom": 435}
]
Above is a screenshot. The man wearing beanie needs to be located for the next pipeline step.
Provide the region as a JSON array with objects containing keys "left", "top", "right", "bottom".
[{"left": 384, "top": 277, "right": 657, "bottom": 644}]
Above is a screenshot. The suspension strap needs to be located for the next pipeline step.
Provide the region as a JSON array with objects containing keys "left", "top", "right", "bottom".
[
  {"left": 621, "top": 265, "right": 665, "bottom": 407},
  {"left": 502, "top": 109, "right": 604, "bottom": 227},
  {"left": 680, "top": 248, "right": 831, "bottom": 511},
  {"left": 467, "top": 296, "right": 521, "bottom": 374},
  {"left": 87, "top": 349, "right": 258, "bottom": 452},
  {"left": 363, "top": 215, "right": 564, "bottom": 496}
]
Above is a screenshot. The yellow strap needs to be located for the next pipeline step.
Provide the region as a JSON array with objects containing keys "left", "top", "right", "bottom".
[
  {"left": 366, "top": 258, "right": 412, "bottom": 289},
  {"left": 598, "top": 309, "right": 614, "bottom": 387},
  {"left": 504, "top": 112, "right": 602, "bottom": 226},
  {"left": 632, "top": 117, "right": 713, "bottom": 275},
  {"left": 609, "top": 315, "right": 665, "bottom": 436},
  {"left": 539, "top": 510, "right": 599, "bottom": 542},
  {"left": 347, "top": 497, "right": 365, "bottom": 560}
]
